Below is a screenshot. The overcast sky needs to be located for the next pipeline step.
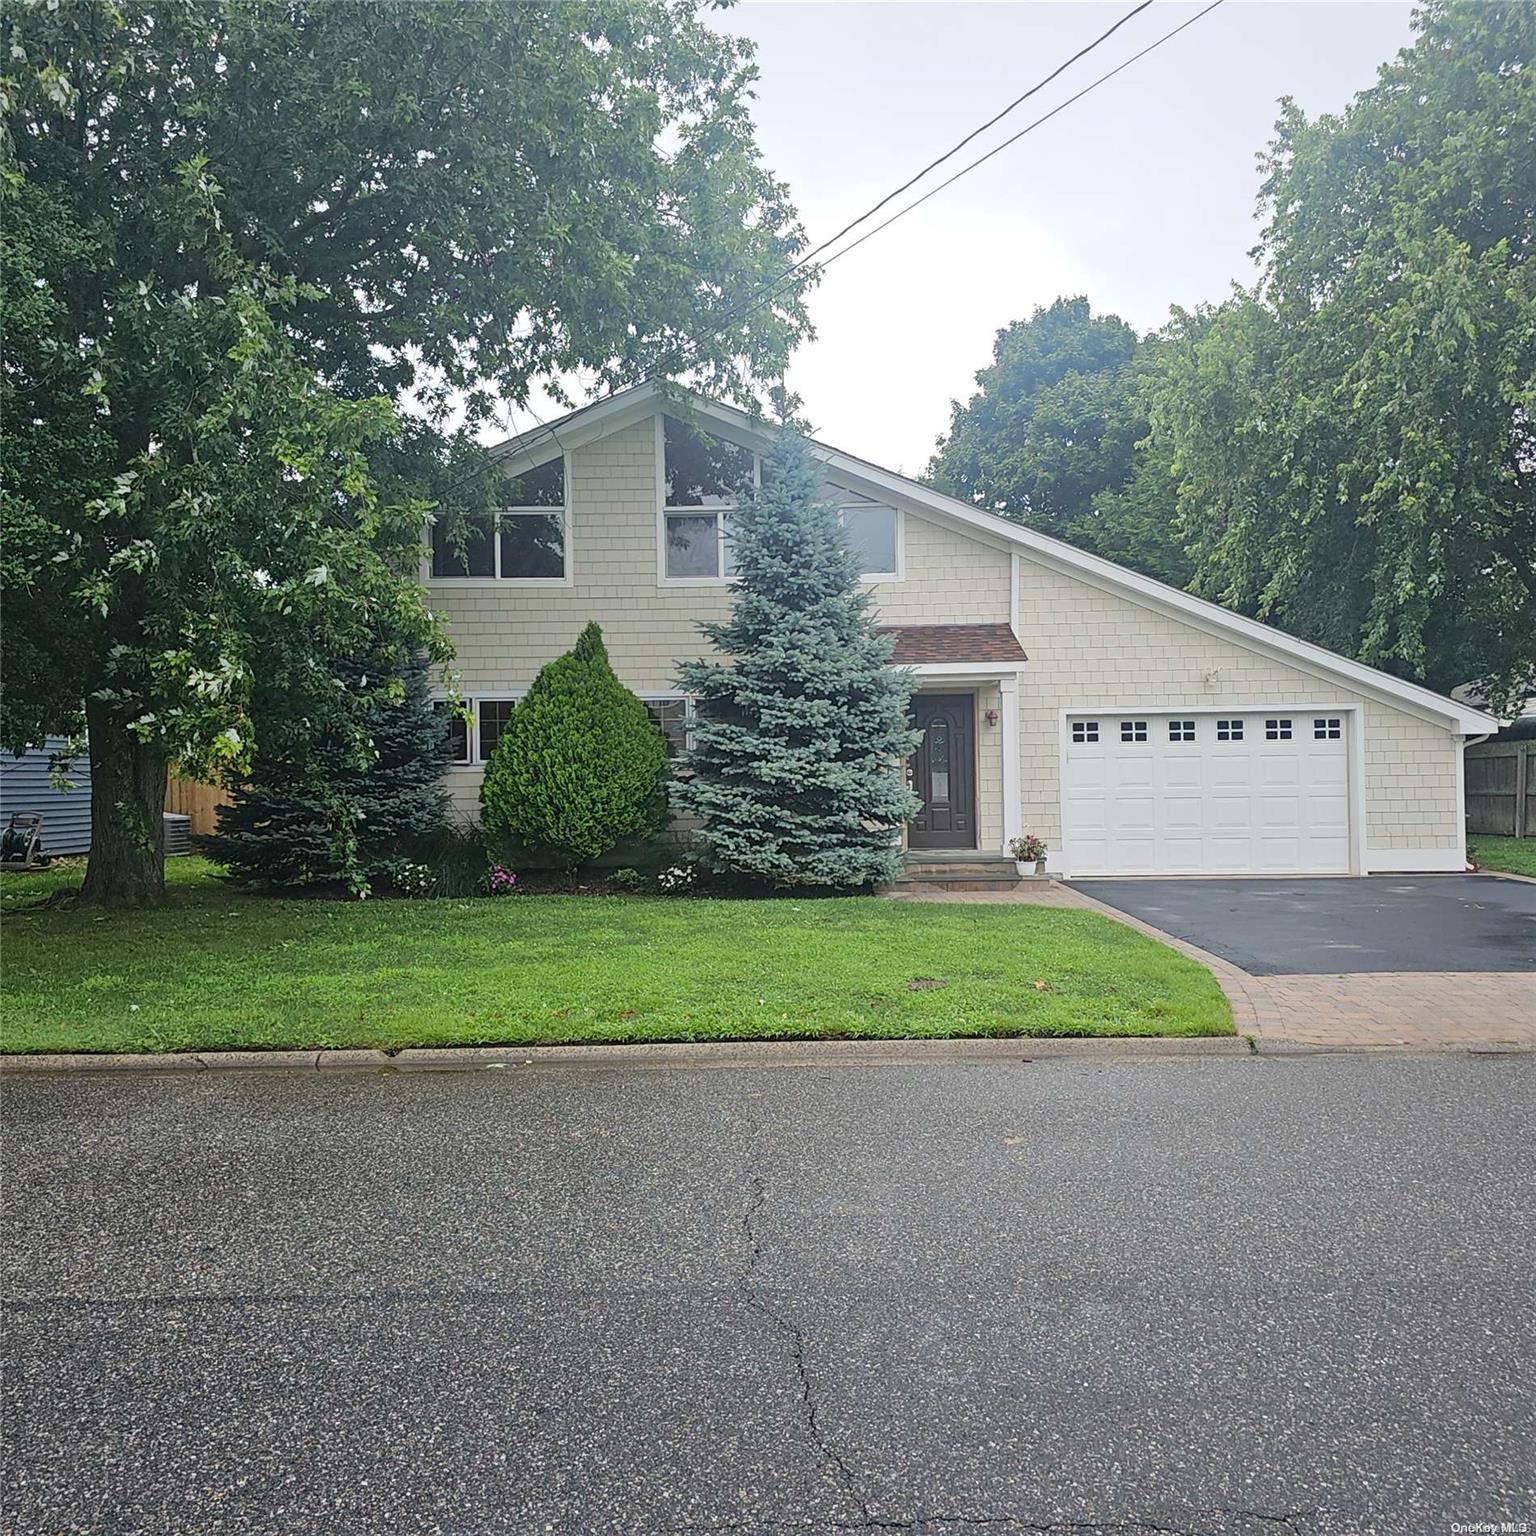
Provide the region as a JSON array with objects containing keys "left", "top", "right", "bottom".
[{"left": 507, "top": 0, "right": 1417, "bottom": 474}]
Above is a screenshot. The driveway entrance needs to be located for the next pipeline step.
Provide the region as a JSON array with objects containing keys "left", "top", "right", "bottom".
[{"left": 1074, "top": 875, "right": 1535, "bottom": 975}]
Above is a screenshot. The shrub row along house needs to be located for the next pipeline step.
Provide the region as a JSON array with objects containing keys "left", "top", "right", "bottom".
[{"left": 425, "top": 382, "right": 1498, "bottom": 879}]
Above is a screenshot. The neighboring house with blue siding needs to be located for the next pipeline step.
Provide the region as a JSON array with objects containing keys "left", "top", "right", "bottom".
[{"left": 0, "top": 739, "right": 92, "bottom": 855}]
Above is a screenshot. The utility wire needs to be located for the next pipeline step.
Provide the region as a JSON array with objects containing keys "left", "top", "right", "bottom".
[
  {"left": 754, "top": 0, "right": 1155, "bottom": 308},
  {"left": 477, "top": 0, "right": 1223, "bottom": 464},
  {"left": 733, "top": 0, "right": 1227, "bottom": 331}
]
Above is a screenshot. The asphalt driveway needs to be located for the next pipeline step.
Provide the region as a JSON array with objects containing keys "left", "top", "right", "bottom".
[
  {"left": 4, "top": 1056, "right": 1535, "bottom": 1535},
  {"left": 1076, "top": 874, "right": 1536, "bottom": 975}
]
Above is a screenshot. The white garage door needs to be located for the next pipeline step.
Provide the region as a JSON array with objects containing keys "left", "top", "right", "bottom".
[{"left": 1062, "top": 711, "right": 1351, "bottom": 876}]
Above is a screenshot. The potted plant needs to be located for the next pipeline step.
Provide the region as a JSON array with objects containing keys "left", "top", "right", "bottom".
[{"left": 1008, "top": 833, "right": 1048, "bottom": 877}]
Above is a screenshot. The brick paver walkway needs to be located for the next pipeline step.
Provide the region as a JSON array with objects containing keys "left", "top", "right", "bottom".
[{"left": 887, "top": 881, "right": 1534, "bottom": 1049}]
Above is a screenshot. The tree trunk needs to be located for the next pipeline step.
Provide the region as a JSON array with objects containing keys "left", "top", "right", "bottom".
[{"left": 80, "top": 698, "right": 168, "bottom": 908}]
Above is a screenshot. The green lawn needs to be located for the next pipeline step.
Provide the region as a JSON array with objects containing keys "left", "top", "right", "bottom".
[
  {"left": 1, "top": 858, "right": 1231, "bottom": 1054},
  {"left": 1468, "top": 835, "right": 1536, "bottom": 879}
]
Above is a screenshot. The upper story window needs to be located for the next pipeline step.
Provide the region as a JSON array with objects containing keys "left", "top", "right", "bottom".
[
  {"left": 430, "top": 456, "right": 567, "bottom": 581},
  {"left": 663, "top": 416, "right": 756, "bottom": 580},
  {"left": 820, "top": 483, "right": 899, "bottom": 580}
]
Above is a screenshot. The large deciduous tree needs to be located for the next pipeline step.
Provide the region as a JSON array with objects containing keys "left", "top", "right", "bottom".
[
  {"left": 0, "top": 1, "right": 810, "bottom": 906},
  {"left": 1154, "top": 0, "right": 1535, "bottom": 706},
  {"left": 928, "top": 298, "right": 1190, "bottom": 587}
]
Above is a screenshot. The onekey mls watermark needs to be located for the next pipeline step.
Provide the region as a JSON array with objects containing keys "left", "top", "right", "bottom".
[{"left": 1450, "top": 1523, "right": 1530, "bottom": 1534}]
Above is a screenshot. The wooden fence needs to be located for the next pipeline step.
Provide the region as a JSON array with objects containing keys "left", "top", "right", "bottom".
[
  {"left": 164, "top": 776, "right": 231, "bottom": 838},
  {"left": 1465, "top": 741, "right": 1534, "bottom": 838}
]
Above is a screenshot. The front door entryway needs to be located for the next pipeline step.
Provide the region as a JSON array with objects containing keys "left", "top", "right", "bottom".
[{"left": 908, "top": 694, "right": 976, "bottom": 849}]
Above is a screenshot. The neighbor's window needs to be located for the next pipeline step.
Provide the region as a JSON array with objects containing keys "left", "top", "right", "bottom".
[
  {"left": 477, "top": 699, "right": 516, "bottom": 760},
  {"left": 663, "top": 415, "right": 755, "bottom": 579},
  {"left": 644, "top": 697, "right": 694, "bottom": 757},
  {"left": 433, "top": 702, "right": 471, "bottom": 766},
  {"left": 431, "top": 457, "right": 566, "bottom": 580}
]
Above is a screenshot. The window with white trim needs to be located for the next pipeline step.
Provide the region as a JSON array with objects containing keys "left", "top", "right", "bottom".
[
  {"left": 1168, "top": 719, "right": 1196, "bottom": 743},
  {"left": 1071, "top": 720, "right": 1099, "bottom": 744},
  {"left": 431, "top": 458, "right": 566, "bottom": 580},
  {"left": 1216, "top": 718, "right": 1244, "bottom": 742},
  {"left": 1265, "top": 717, "right": 1293, "bottom": 741},
  {"left": 643, "top": 697, "right": 695, "bottom": 757},
  {"left": 818, "top": 482, "right": 899, "bottom": 579},
  {"left": 433, "top": 701, "right": 471, "bottom": 765},
  {"left": 1120, "top": 719, "right": 1148, "bottom": 743},
  {"left": 663, "top": 416, "right": 756, "bottom": 579},
  {"left": 1314, "top": 717, "right": 1341, "bottom": 740},
  {"left": 477, "top": 699, "right": 517, "bottom": 761}
]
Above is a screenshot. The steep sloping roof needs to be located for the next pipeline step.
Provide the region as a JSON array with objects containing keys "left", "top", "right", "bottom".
[{"left": 489, "top": 381, "right": 1502, "bottom": 734}]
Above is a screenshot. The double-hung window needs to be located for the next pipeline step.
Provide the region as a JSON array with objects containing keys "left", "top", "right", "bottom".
[
  {"left": 662, "top": 416, "right": 755, "bottom": 580},
  {"left": 430, "top": 457, "right": 567, "bottom": 581}
]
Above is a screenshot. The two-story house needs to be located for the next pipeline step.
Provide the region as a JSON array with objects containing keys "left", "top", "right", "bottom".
[{"left": 423, "top": 382, "right": 1497, "bottom": 877}]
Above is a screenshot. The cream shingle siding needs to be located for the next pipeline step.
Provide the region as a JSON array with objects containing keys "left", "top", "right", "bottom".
[
  {"left": 1014, "top": 554, "right": 1463, "bottom": 857},
  {"left": 430, "top": 403, "right": 1466, "bottom": 866},
  {"left": 872, "top": 511, "right": 1011, "bottom": 625}
]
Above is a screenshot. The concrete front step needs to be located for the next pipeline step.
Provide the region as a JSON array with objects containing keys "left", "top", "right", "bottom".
[{"left": 891, "top": 855, "right": 1034, "bottom": 893}]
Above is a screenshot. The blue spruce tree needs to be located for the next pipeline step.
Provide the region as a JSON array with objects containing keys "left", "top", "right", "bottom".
[{"left": 675, "top": 431, "right": 921, "bottom": 888}]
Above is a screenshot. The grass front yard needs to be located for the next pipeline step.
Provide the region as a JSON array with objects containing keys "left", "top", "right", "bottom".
[
  {"left": 1, "top": 859, "right": 1231, "bottom": 1054},
  {"left": 1468, "top": 836, "right": 1536, "bottom": 879}
]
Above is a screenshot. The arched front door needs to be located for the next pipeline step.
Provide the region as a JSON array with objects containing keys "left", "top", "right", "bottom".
[{"left": 908, "top": 694, "right": 976, "bottom": 849}]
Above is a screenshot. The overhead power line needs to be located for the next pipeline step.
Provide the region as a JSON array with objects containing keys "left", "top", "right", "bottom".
[
  {"left": 495, "top": 0, "right": 1225, "bottom": 457},
  {"left": 790, "top": 0, "right": 1155, "bottom": 281},
  {"left": 738, "top": 0, "right": 1228, "bottom": 328}
]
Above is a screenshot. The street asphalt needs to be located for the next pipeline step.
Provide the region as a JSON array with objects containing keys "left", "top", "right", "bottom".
[
  {"left": 3, "top": 1055, "right": 1533, "bottom": 1535},
  {"left": 1076, "top": 874, "right": 1536, "bottom": 974}
]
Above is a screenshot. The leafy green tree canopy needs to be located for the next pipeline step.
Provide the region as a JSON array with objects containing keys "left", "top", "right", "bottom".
[
  {"left": 480, "top": 623, "right": 668, "bottom": 870},
  {"left": 0, "top": 1, "right": 809, "bottom": 905},
  {"left": 928, "top": 298, "right": 1190, "bottom": 586},
  {"left": 1155, "top": 0, "right": 1535, "bottom": 706}
]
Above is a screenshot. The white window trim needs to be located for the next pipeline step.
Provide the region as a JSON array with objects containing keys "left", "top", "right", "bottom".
[
  {"left": 423, "top": 452, "right": 573, "bottom": 588},
  {"left": 431, "top": 693, "right": 524, "bottom": 767},
  {"left": 826, "top": 495, "right": 904, "bottom": 585},
  {"left": 639, "top": 692, "right": 698, "bottom": 754},
  {"left": 657, "top": 415, "right": 760, "bottom": 587},
  {"left": 653, "top": 417, "right": 905, "bottom": 587}
]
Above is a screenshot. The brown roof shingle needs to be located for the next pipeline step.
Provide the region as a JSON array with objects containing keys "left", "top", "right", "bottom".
[{"left": 878, "top": 623, "right": 1027, "bottom": 665}]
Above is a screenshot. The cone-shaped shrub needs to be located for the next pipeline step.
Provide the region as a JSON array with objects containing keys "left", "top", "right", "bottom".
[
  {"left": 674, "top": 431, "right": 921, "bottom": 888},
  {"left": 480, "top": 622, "right": 667, "bottom": 868},
  {"left": 206, "top": 646, "right": 450, "bottom": 893}
]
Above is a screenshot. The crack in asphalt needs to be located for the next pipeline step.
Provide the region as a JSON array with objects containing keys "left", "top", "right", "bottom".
[
  {"left": 737, "top": 1176, "right": 873, "bottom": 1525},
  {"left": 724, "top": 1180, "right": 1311, "bottom": 1536}
]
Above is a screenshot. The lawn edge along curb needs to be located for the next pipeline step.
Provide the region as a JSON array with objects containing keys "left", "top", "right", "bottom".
[{"left": 0, "top": 1036, "right": 1265, "bottom": 1076}]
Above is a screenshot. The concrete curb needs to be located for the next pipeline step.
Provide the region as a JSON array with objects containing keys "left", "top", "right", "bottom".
[{"left": 0, "top": 1035, "right": 1257, "bottom": 1076}]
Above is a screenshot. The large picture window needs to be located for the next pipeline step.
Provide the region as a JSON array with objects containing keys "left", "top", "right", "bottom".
[
  {"left": 431, "top": 457, "right": 567, "bottom": 580},
  {"left": 662, "top": 415, "right": 755, "bottom": 580}
]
